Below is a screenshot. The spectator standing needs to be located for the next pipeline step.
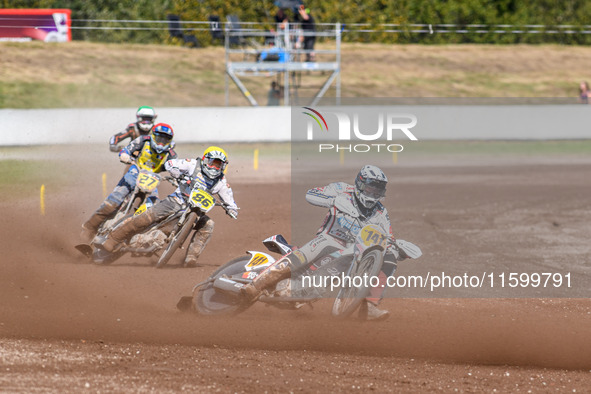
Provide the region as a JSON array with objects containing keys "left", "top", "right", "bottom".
[
  {"left": 579, "top": 81, "right": 589, "bottom": 104},
  {"left": 267, "top": 81, "right": 281, "bottom": 106},
  {"left": 296, "top": 4, "right": 316, "bottom": 62},
  {"left": 275, "top": 8, "right": 289, "bottom": 30}
]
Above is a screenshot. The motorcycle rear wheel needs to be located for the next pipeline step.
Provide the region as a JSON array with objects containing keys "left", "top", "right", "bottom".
[
  {"left": 331, "top": 249, "right": 383, "bottom": 318},
  {"left": 156, "top": 212, "right": 198, "bottom": 268},
  {"left": 195, "top": 255, "right": 253, "bottom": 316}
]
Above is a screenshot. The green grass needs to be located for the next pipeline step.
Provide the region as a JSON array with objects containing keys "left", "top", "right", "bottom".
[
  {"left": 0, "top": 81, "right": 142, "bottom": 109},
  {"left": 402, "top": 140, "right": 591, "bottom": 156},
  {"left": 290, "top": 140, "right": 591, "bottom": 164},
  {"left": 4, "top": 41, "right": 591, "bottom": 108}
]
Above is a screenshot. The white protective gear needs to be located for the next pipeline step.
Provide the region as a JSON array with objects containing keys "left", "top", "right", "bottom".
[
  {"left": 164, "top": 158, "right": 238, "bottom": 211},
  {"left": 226, "top": 208, "right": 238, "bottom": 219},
  {"left": 306, "top": 181, "right": 394, "bottom": 249},
  {"left": 119, "top": 152, "right": 132, "bottom": 164},
  {"left": 168, "top": 166, "right": 181, "bottom": 179}
]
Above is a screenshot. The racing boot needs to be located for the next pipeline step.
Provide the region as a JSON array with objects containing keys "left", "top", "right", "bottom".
[
  {"left": 101, "top": 210, "right": 154, "bottom": 253},
  {"left": 92, "top": 243, "right": 115, "bottom": 265},
  {"left": 363, "top": 271, "right": 390, "bottom": 321},
  {"left": 81, "top": 201, "right": 118, "bottom": 243},
  {"left": 365, "top": 301, "right": 390, "bottom": 321},
  {"left": 183, "top": 217, "right": 214, "bottom": 268},
  {"left": 240, "top": 257, "right": 292, "bottom": 302}
]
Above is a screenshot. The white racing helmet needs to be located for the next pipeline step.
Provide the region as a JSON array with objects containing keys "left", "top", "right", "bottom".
[
  {"left": 354, "top": 165, "right": 388, "bottom": 209},
  {"left": 201, "top": 146, "right": 229, "bottom": 179},
  {"left": 136, "top": 106, "right": 157, "bottom": 133}
]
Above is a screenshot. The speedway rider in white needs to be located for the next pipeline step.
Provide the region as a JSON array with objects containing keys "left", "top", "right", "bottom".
[
  {"left": 98, "top": 146, "right": 239, "bottom": 267},
  {"left": 242, "top": 165, "right": 400, "bottom": 321}
]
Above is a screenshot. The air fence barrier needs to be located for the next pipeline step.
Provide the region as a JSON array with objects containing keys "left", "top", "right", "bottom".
[{"left": 2, "top": 104, "right": 591, "bottom": 146}]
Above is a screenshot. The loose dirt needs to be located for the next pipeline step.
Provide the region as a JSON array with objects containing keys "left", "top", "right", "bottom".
[{"left": 1, "top": 145, "right": 590, "bottom": 392}]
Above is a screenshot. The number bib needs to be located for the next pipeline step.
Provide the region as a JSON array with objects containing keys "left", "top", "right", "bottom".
[
  {"left": 190, "top": 188, "right": 215, "bottom": 212},
  {"left": 136, "top": 172, "right": 160, "bottom": 193},
  {"left": 359, "top": 225, "right": 388, "bottom": 249}
]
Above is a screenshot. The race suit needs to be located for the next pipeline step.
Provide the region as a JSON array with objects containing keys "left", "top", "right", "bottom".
[
  {"left": 105, "top": 158, "right": 238, "bottom": 265},
  {"left": 81, "top": 135, "right": 177, "bottom": 241},
  {"left": 286, "top": 182, "right": 398, "bottom": 304},
  {"left": 107, "top": 135, "right": 177, "bottom": 207},
  {"left": 109, "top": 122, "right": 149, "bottom": 152}
]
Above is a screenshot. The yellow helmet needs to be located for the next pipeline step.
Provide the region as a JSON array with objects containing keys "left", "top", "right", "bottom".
[{"left": 201, "top": 146, "right": 228, "bottom": 178}]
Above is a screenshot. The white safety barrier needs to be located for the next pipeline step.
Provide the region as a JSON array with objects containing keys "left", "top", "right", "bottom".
[
  {"left": 1, "top": 107, "right": 291, "bottom": 146},
  {"left": 2, "top": 105, "right": 590, "bottom": 146}
]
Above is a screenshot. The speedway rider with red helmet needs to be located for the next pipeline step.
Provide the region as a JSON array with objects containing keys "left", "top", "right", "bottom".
[
  {"left": 241, "top": 165, "right": 401, "bottom": 321},
  {"left": 109, "top": 106, "right": 157, "bottom": 152},
  {"left": 81, "top": 123, "right": 177, "bottom": 242},
  {"left": 96, "top": 146, "right": 239, "bottom": 267}
]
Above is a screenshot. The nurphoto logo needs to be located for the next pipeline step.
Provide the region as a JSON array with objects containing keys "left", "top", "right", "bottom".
[{"left": 302, "top": 107, "right": 418, "bottom": 153}]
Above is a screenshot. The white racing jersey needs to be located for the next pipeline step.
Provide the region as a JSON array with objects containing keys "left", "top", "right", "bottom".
[
  {"left": 306, "top": 182, "right": 394, "bottom": 246},
  {"left": 164, "top": 158, "right": 238, "bottom": 210}
]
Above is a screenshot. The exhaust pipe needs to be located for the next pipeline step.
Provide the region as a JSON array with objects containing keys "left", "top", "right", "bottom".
[{"left": 213, "top": 277, "right": 245, "bottom": 297}]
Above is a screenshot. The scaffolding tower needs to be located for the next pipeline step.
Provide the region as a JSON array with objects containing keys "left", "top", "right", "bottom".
[{"left": 224, "top": 22, "right": 341, "bottom": 106}]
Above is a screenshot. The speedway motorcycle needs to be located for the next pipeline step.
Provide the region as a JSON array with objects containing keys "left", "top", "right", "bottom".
[
  {"left": 76, "top": 175, "right": 234, "bottom": 268},
  {"left": 75, "top": 165, "right": 162, "bottom": 256},
  {"left": 178, "top": 196, "right": 422, "bottom": 318}
]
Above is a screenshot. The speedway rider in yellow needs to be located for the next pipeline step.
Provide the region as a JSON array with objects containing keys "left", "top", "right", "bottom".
[
  {"left": 97, "top": 147, "right": 239, "bottom": 267},
  {"left": 81, "top": 123, "right": 177, "bottom": 242}
]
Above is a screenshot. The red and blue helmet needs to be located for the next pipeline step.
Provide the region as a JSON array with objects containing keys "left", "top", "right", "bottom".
[{"left": 150, "top": 123, "right": 174, "bottom": 154}]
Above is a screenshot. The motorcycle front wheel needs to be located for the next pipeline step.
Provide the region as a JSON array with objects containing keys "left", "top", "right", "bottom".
[
  {"left": 156, "top": 212, "right": 198, "bottom": 268},
  {"left": 331, "top": 248, "right": 383, "bottom": 318}
]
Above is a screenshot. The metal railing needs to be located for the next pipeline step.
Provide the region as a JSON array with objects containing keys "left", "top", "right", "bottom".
[{"left": 4, "top": 17, "right": 591, "bottom": 36}]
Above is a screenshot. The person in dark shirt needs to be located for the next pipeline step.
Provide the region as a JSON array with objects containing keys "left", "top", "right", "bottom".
[
  {"left": 274, "top": 8, "right": 289, "bottom": 30},
  {"left": 267, "top": 81, "right": 281, "bottom": 106},
  {"left": 296, "top": 4, "right": 316, "bottom": 62}
]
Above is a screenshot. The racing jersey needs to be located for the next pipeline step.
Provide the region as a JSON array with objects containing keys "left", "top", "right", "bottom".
[
  {"left": 120, "top": 135, "right": 177, "bottom": 172},
  {"left": 109, "top": 123, "right": 148, "bottom": 152},
  {"left": 164, "top": 158, "right": 238, "bottom": 210},
  {"left": 306, "top": 182, "right": 394, "bottom": 245}
]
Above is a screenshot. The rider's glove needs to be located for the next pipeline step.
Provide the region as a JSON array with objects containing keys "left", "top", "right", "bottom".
[
  {"left": 119, "top": 152, "right": 132, "bottom": 164},
  {"left": 226, "top": 208, "right": 238, "bottom": 220},
  {"left": 180, "top": 175, "right": 192, "bottom": 185},
  {"left": 168, "top": 167, "right": 181, "bottom": 179}
]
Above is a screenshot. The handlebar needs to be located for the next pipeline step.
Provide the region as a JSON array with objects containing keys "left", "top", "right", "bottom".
[
  {"left": 217, "top": 201, "right": 240, "bottom": 211},
  {"left": 163, "top": 176, "right": 180, "bottom": 187}
]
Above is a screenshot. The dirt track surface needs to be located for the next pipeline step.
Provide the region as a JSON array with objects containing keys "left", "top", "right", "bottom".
[{"left": 1, "top": 145, "right": 591, "bottom": 392}]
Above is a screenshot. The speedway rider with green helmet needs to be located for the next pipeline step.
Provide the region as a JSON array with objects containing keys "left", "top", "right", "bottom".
[
  {"left": 241, "top": 165, "right": 402, "bottom": 321},
  {"left": 96, "top": 146, "right": 239, "bottom": 267},
  {"left": 81, "top": 123, "right": 177, "bottom": 242},
  {"left": 109, "top": 106, "right": 157, "bottom": 152}
]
